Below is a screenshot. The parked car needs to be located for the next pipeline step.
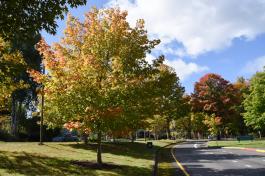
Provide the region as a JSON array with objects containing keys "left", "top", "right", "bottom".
[{"left": 52, "top": 134, "right": 80, "bottom": 142}]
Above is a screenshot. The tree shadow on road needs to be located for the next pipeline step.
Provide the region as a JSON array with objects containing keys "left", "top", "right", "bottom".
[
  {"left": 172, "top": 143, "right": 265, "bottom": 176},
  {"left": 174, "top": 147, "right": 265, "bottom": 162},
  {"left": 183, "top": 164, "right": 265, "bottom": 176}
]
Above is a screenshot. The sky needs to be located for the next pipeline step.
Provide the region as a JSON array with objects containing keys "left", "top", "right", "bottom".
[{"left": 41, "top": 0, "right": 265, "bottom": 93}]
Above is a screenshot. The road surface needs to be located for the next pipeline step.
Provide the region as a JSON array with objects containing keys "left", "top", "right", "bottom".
[{"left": 171, "top": 140, "right": 265, "bottom": 176}]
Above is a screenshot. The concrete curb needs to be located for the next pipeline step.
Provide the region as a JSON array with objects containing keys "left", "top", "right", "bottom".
[{"left": 222, "top": 146, "right": 265, "bottom": 153}]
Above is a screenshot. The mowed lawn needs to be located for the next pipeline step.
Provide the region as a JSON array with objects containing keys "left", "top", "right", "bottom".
[
  {"left": 208, "top": 139, "right": 265, "bottom": 148},
  {"left": 0, "top": 140, "right": 174, "bottom": 176}
]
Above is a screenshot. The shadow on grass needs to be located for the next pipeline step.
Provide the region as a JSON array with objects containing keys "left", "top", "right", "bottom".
[
  {"left": 157, "top": 145, "right": 179, "bottom": 176},
  {"left": 0, "top": 151, "right": 151, "bottom": 176},
  {"left": 60, "top": 142, "right": 159, "bottom": 160}
]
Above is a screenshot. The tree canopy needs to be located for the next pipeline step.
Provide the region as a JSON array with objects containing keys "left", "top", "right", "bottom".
[
  {"left": 0, "top": 37, "right": 27, "bottom": 115},
  {"left": 191, "top": 73, "right": 240, "bottom": 135},
  {"left": 151, "top": 57, "right": 185, "bottom": 138},
  {"left": 244, "top": 70, "right": 265, "bottom": 131},
  {"left": 0, "top": 0, "right": 87, "bottom": 39},
  {"left": 29, "top": 7, "right": 160, "bottom": 165}
]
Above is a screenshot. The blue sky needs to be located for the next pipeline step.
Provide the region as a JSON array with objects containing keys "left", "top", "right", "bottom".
[{"left": 42, "top": 0, "right": 265, "bottom": 93}]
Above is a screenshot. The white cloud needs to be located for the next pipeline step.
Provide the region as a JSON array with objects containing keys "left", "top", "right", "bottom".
[
  {"left": 243, "top": 55, "right": 265, "bottom": 74},
  {"left": 107, "top": 0, "right": 265, "bottom": 57},
  {"left": 164, "top": 59, "right": 208, "bottom": 80},
  {"left": 146, "top": 54, "right": 208, "bottom": 80},
  {"left": 155, "top": 45, "right": 187, "bottom": 57},
  {"left": 145, "top": 54, "right": 156, "bottom": 64}
]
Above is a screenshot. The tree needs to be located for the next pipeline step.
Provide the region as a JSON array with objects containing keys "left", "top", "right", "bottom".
[
  {"left": 0, "top": 0, "right": 86, "bottom": 39},
  {"left": 203, "top": 114, "right": 222, "bottom": 136},
  {"left": 0, "top": 37, "right": 27, "bottom": 115},
  {"left": 0, "top": 37, "right": 28, "bottom": 135},
  {"left": 9, "top": 34, "right": 43, "bottom": 137},
  {"left": 148, "top": 115, "right": 167, "bottom": 140},
  {"left": 243, "top": 70, "right": 265, "bottom": 136},
  {"left": 152, "top": 57, "right": 185, "bottom": 139},
  {"left": 0, "top": 34, "right": 43, "bottom": 138},
  {"left": 29, "top": 8, "right": 160, "bottom": 166},
  {"left": 174, "top": 116, "right": 191, "bottom": 139},
  {"left": 191, "top": 112, "right": 208, "bottom": 139},
  {"left": 232, "top": 77, "right": 250, "bottom": 135},
  {"left": 0, "top": 0, "right": 86, "bottom": 137},
  {"left": 172, "top": 95, "right": 193, "bottom": 139},
  {"left": 191, "top": 73, "right": 239, "bottom": 136}
]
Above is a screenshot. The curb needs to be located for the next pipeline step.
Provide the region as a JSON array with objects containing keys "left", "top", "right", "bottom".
[
  {"left": 222, "top": 146, "right": 265, "bottom": 153},
  {"left": 152, "top": 141, "right": 181, "bottom": 176},
  {"left": 170, "top": 145, "right": 190, "bottom": 176}
]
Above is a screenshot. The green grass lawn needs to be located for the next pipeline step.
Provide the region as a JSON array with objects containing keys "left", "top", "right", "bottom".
[
  {"left": 208, "top": 140, "right": 265, "bottom": 148},
  {"left": 0, "top": 140, "right": 175, "bottom": 176}
]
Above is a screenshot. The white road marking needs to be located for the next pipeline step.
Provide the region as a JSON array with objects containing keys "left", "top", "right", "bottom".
[
  {"left": 245, "top": 164, "right": 252, "bottom": 168},
  {"left": 232, "top": 160, "right": 238, "bottom": 163},
  {"left": 199, "top": 159, "right": 209, "bottom": 162},
  {"left": 262, "top": 159, "right": 265, "bottom": 162},
  {"left": 194, "top": 144, "right": 198, "bottom": 148}
]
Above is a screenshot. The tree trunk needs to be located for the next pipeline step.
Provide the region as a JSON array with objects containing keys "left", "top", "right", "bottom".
[
  {"left": 17, "top": 101, "right": 22, "bottom": 134},
  {"left": 166, "top": 118, "right": 171, "bottom": 139},
  {"left": 198, "top": 132, "right": 201, "bottom": 139},
  {"left": 154, "top": 131, "right": 158, "bottom": 140},
  {"left": 97, "top": 130, "right": 102, "bottom": 166},
  {"left": 148, "top": 131, "right": 150, "bottom": 140},
  {"left": 11, "top": 94, "right": 17, "bottom": 137},
  {"left": 131, "top": 131, "right": 135, "bottom": 143},
  {"left": 258, "top": 131, "right": 262, "bottom": 139},
  {"left": 187, "top": 117, "right": 192, "bottom": 139},
  {"left": 83, "top": 133, "right": 88, "bottom": 145}
]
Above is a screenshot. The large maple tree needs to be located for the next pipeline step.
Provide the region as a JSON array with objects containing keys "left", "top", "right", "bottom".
[
  {"left": 29, "top": 8, "right": 160, "bottom": 165},
  {"left": 191, "top": 73, "right": 240, "bottom": 136}
]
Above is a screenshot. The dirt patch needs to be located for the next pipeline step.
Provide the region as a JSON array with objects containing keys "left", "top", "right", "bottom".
[{"left": 71, "top": 160, "right": 122, "bottom": 170}]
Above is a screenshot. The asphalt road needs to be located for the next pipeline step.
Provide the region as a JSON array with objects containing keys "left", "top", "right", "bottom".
[{"left": 172, "top": 140, "right": 265, "bottom": 176}]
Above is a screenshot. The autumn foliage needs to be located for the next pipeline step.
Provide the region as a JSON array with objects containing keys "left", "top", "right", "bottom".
[
  {"left": 0, "top": 37, "right": 28, "bottom": 115},
  {"left": 191, "top": 73, "right": 241, "bottom": 135},
  {"left": 29, "top": 7, "right": 160, "bottom": 165}
]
